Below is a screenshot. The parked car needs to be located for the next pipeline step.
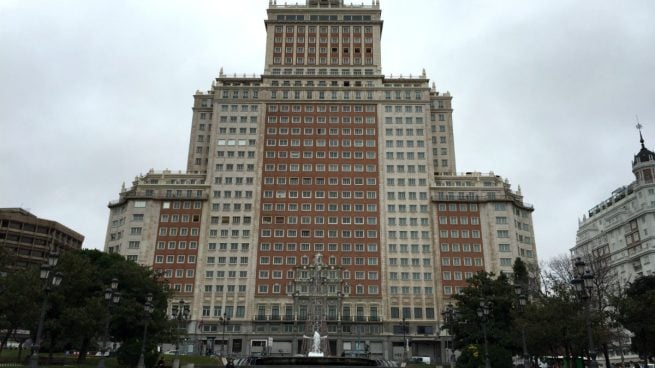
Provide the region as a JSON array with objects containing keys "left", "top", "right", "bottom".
[
  {"left": 4, "top": 341, "right": 20, "bottom": 349},
  {"left": 410, "top": 356, "right": 431, "bottom": 364}
]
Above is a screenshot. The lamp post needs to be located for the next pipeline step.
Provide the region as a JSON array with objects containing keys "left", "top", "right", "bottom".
[
  {"left": 441, "top": 303, "right": 456, "bottom": 368},
  {"left": 401, "top": 316, "right": 409, "bottom": 363},
  {"left": 514, "top": 284, "right": 530, "bottom": 368},
  {"left": 98, "top": 279, "right": 120, "bottom": 368},
  {"left": 172, "top": 300, "right": 190, "bottom": 368},
  {"left": 572, "top": 257, "right": 598, "bottom": 368},
  {"left": 219, "top": 313, "right": 230, "bottom": 357},
  {"left": 137, "top": 293, "right": 154, "bottom": 368},
  {"left": 476, "top": 300, "right": 492, "bottom": 368},
  {"left": 336, "top": 290, "right": 343, "bottom": 357},
  {"left": 30, "top": 252, "right": 63, "bottom": 368}
]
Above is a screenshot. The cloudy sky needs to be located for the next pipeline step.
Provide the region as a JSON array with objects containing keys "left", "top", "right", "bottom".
[{"left": 1, "top": 0, "right": 654, "bottom": 263}]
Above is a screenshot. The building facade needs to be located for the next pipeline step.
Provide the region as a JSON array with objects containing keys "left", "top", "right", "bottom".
[
  {"left": 572, "top": 133, "right": 655, "bottom": 362},
  {"left": 432, "top": 172, "right": 536, "bottom": 303},
  {"left": 105, "top": 0, "right": 537, "bottom": 362},
  {"left": 105, "top": 170, "right": 210, "bottom": 299},
  {"left": 0, "top": 208, "right": 84, "bottom": 270},
  {"left": 573, "top": 133, "right": 655, "bottom": 284}
]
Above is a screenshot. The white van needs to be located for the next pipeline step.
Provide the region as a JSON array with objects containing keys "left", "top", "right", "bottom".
[{"left": 410, "top": 356, "right": 431, "bottom": 364}]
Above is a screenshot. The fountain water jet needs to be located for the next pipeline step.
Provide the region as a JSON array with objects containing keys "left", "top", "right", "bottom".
[{"left": 304, "top": 330, "right": 327, "bottom": 357}]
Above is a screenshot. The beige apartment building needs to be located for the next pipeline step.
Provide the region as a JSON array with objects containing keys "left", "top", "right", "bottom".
[
  {"left": 431, "top": 172, "right": 537, "bottom": 303},
  {"left": 104, "top": 0, "right": 537, "bottom": 362}
]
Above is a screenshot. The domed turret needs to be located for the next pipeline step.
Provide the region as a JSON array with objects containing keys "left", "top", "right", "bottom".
[{"left": 632, "top": 126, "right": 655, "bottom": 184}]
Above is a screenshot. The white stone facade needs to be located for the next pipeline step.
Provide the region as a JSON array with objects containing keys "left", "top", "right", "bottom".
[{"left": 573, "top": 137, "right": 655, "bottom": 284}]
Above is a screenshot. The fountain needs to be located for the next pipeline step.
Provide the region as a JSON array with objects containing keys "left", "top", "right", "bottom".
[
  {"left": 304, "top": 330, "right": 327, "bottom": 357},
  {"left": 233, "top": 254, "right": 397, "bottom": 367}
]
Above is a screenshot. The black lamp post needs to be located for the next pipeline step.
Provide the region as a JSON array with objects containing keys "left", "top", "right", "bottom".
[
  {"left": 441, "top": 303, "right": 456, "bottom": 368},
  {"left": 137, "top": 293, "right": 154, "bottom": 368},
  {"left": 401, "top": 316, "right": 409, "bottom": 362},
  {"left": 572, "top": 257, "right": 598, "bottom": 368},
  {"left": 477, "top": 300, "right": 492, "bottom": 368},
  {"left": 30, "top": 252, "right": 63, "bottom": 368},
  {"left": 336, "top": 290, "right": 343, "bottom": 356},
  {"left": 514, "top": 284, "right": 530, "bottom": 368},
  {"left": 172, "top": 300, "right": 190, "bottom": 368},
  {"left": 98, "top": 278, "right": 120, "bottom": 368},
  {"left": 219, "top": 313, "right": 230, "bottom": 357}
]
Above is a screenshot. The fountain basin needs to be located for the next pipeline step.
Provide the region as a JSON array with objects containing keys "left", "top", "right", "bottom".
[{"left": 235, "top": 356, "right": 396, "bottom": 367}]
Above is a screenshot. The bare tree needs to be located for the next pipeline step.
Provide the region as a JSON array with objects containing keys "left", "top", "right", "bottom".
[
  {"left": 582, "top": 251, "right": 622, "bottom": 368},
  {"left": 540, "top": 254, "right": 575, "bottom": 298}
]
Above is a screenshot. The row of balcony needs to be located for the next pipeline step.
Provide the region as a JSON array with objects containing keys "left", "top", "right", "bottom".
[{"left": 252, "top": 314, "right": 381, "bottom": 322}]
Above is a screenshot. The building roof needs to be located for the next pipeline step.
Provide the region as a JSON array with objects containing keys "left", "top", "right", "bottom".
[{"left": 633, "top": 131, "right": 655, "bottom": 166}]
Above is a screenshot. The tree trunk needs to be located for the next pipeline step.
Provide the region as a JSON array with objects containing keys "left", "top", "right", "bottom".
[
  {"left": 0, "top": 328, "right": 10, "bottom": 355},
  {"left": 564, "top": 344, "right": 571, "bottom": 368},
  {"left": 48, "top": 332, "right": 58, "bottom": 364},
  {"left": 77, "top": 336, "right": 90, "bottom": 363},
  {"left": 602, "top": 342, "right": 611, "bottom": 368},
  {"left": 17, "top": 342, "right": 23, "bottom": 363}
]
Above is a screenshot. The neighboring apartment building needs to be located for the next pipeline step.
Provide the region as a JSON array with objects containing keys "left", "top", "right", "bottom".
[
  {"left": 573, "top": 133, "right": 655, "bottom": 284},
  {"left": 572, "top": 132, "right": 655, "bottom": 363},
  {"left": 105, "top": 0, "right": 536, "bottom": 362},
  {"left": 0, "top": 208, "right": 84, "bottom": 270},
  {"left": 432, "top": 172, "right": 536, "bottom": 304},
  {"left": 105, "top": 170, "right": 210, "bottom": 300}
]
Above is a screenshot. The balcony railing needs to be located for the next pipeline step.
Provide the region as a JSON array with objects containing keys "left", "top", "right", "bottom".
[{"left": 252, "top": 314, "right": 382, "bottom": 323}]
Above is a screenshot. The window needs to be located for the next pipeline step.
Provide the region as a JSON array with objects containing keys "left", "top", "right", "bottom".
[
  {"left": 497, "top": 230, "right": 510, "bottom": 238},
  {"left": 496, "top": 216, "right": 508, "bottom": 224}
]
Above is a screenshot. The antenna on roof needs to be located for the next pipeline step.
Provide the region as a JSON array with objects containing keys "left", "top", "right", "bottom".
[{"left": 636, "top": 115, "right": 645, "bottom": 148}]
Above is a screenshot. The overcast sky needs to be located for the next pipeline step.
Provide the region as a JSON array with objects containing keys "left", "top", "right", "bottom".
[{"left": 1, "top": 0, "right": 654, "bottom": 263}]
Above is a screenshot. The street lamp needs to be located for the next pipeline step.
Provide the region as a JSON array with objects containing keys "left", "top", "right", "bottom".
[
  {"left": 219, "top": 313, "right": 230, "bottom": 357},
  {"left": 98, "top": 279, "right": 120, "bottom": 368},
  {"left": 137, "top": 293, "right": 154, "bottom": 368},
  {"left": 441, "top": 303, "right": 456, "bottom": 368},
  {"left": 514, "top": 284, "right": 530, "bottom": 368},
  {"left": 401, "top": 316, "right": 409, "bottom": 362},
  {"left": 333, "top": 289, "right": 345, "bottom": 357},
  {"left": 30, "top": 251, "right": 63, "bottom": 368},
  {"left": 172, "top": 300, "right": 190, "bottom": 368},
  {"left": 572, "top": 257, "right": 598, "bottom": 368},
  {"left": 477, "top": 300, "right": 492, "bottom": 368}
]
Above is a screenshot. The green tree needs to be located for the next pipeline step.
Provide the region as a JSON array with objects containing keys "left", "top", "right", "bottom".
[
  {"left": 520, "top": 285, "right": 588, "bottom": 365},
  {"left": 511, "top": 257, "right": 539, "bottom": 367},
  {"left": 0, "top": 246, "right": 16, "bottom": 295},
  {"left": 0, "top": 266, "right": 41, "bottom": 355},
  {"left": 444, "top": 271, "right": 516, "bottom": 368},
  {"left": 618, "top": 275, "right": 655, "bottom": 361},
  {"left": 39, "top": 249, "right": 170, "bottom": 367},
  {"left": 512, "top": 257, "right": 529, "bottom": 285}
]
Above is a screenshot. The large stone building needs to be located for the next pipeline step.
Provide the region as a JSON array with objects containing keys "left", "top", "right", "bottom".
[
  {"left": 571, "top": 131, "right": 655, "bottom": 363},
  {"left": 0, "top": 208, "right": 84, "bottom": 270},
  {"left": 573, "top": 132, "right": 655, "bottom": 284},
  {"left": 432, "top": 172, "right": 536, "bottom": 300},
  {"left": 104, "top": 0, "right": 537, "bottom": 362}
]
